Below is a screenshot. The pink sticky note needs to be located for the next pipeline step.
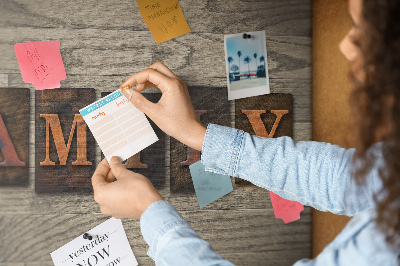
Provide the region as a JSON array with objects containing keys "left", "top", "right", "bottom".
[
  {"left": 270, "top": 191, "right": 304, "bottom": 224},
  {"left": 14, "top": 41, "right": 67, "bottom": 90}
]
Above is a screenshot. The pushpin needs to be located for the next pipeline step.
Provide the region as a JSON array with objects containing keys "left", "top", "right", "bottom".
[
  {"left": 83, "top": 233, "right": 93, "bottom": 240},
  {"left": 243, "top": 33, "right": 252, "bottom": 39}
]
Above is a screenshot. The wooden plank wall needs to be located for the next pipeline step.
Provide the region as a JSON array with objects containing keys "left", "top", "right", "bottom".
[{"left": 0, "top": 0, "right": 312, "bottom": 265}]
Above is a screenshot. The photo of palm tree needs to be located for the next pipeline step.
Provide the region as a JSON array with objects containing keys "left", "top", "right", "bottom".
[{"left": 224, "top": 31, "right": 270, "bottom": 100}]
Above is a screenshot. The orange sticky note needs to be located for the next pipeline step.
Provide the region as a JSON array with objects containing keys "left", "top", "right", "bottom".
[{"left": 137, "top": 0, "right": 191, "bottom": 44}]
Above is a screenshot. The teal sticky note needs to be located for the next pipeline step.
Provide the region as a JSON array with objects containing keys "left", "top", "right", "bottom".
[{"left": 189, "top": 161, "right": 233, "bottom": 208}]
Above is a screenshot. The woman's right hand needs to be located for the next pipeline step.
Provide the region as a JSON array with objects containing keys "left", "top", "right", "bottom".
[{"left": 120, "top": 61, "right": 206, "bottom": 152}]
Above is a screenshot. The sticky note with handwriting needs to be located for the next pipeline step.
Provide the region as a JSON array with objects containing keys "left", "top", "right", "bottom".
[
  {"left": 189, "top": 161, "right": 233, "bottom": 208},
  {"left": 51, "top": 218, "right": 138, "bottom": 266},
  {"left": 137, "top": 0, "right": 191, "bottom": 44},
  {"left": 270, "top": 191, "right": 304, "bottom": 223},
  {"left": 80, "top": 90, "right": 158, "bottom": 162},
  {"left": 14, "top": 41, "right": 67, "bottom": 90}
]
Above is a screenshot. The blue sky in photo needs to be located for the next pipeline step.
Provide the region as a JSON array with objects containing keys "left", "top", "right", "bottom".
[{"left": 226, "top": 32, "right": 266, "bottom": 73}]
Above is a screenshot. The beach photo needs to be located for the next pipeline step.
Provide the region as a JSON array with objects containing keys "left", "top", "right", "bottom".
[{"left": 224, "top": 30, "right": 270, "bottom": 100}]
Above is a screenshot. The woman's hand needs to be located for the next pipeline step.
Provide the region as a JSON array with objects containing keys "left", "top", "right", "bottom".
[
  {"left": 92, "top": 157, "right": 164, "bottom": 219},
  {"left": 120, "top": 61, "right": 206, "bottom": 152}
]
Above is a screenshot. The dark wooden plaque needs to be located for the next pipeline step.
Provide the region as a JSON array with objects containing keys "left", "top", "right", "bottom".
[
  {"left": 0, "top": 88, "right": 30, "bottom": 186},
  {"left": 35, "top": 88, "right": 96, "bottom": 193},
  {"left": 101, "top": 92, "right": 165, "bottom": 189},
  {"left": 235, "top": 94, "right": 293, "bottom": 185},
  {"left": 170, "top": 87, "right": 230, "bottom": 193}
]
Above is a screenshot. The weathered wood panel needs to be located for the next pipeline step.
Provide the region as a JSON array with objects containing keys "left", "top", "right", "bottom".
[
  {"left": 35, "top": 88, "right": 96, "bottom": 193},
  {"left": 0, "top": 75, "right": 8, "bottom": 87},
  {"left": 0, "top": 88, "right": 29, "bottom": 186},
  {"left": 0, "top": 0, "right": 312, "bottom": 264},
  {"left": 0, "top": 0, "right": 311, "bottom": 36},
  {"left": 0, "top": 208, "right": 311, "bottom": 263},
  {"left": 8, "top": 76, "right": 312, "bottom": 123},
  {"left": 0, "top": 29, "right": 311, "bottom": 81}
]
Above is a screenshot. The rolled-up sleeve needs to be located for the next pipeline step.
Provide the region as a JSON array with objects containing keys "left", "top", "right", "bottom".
[
  {"left": 140, "top": 200, "right": 234, "bottom": 265},
  {"left": 201, "top": 124, "right": 383, "bottom": 216}
]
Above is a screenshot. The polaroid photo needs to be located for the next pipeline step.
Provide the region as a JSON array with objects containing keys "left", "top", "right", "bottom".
[{"left": 224, "top": 30, "right": 270, "bottom": 100}]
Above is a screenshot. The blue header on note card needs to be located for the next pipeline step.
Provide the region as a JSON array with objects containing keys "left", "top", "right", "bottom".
[{"left": 80, "top": 91, "right": 123, "bottom": 116}]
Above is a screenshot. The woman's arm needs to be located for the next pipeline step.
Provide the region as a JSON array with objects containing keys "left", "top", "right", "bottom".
[
  {"left": 140, "top": 201, "right": 234, "bottom": 266},
  {"left": 120, "top": 62, "right": 383, "bottom": 217},
  {"left": 202, "top": 124, "right": 383, "bottom": 216},
  {"left": 92, "top": 158, "right": 234, "bottom": 266}
]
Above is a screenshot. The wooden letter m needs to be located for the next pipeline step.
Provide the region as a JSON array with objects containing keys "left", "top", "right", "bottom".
[{"left": 40, "top": 114, "right": 92, "bottom": 166}]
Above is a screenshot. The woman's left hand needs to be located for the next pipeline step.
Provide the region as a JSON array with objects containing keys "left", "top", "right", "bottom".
[{"left": 92, "top": 157, "right": 164, "bottom": 219}]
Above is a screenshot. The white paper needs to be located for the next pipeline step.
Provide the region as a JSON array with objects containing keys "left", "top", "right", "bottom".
[
  {"left": 51, "top": 218, "right": 138, "bottom": 266},
  {"left": 80, "top": 90, "right": 158, "bottom": 162}
]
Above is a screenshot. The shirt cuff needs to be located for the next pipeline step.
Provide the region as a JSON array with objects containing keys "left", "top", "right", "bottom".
[
  {"left": 140, "top": 200, "right": 191, "bottom": 260},
  {"left": 201, "top": 124, "right": 245, "bottom": 176}
]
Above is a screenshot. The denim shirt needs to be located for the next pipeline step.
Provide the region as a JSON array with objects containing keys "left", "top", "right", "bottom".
[{"left": 140, "top": 124, "right": 399, "bottom": 265}]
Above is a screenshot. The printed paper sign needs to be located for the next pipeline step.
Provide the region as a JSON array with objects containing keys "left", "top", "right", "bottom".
[
  {"left": 14, "top": 41, "right": 67, "bottom": 90},
  {"left": 189, "top": 161, "right": 233, "bottom": 208},
  {"left": 270, "top": 191, "right": 304, "bottom": 223},
  {"left": 137, "top": 0, "right": 191, "bottom": 44},
  {"left": 80, "top": 90, "right": 158, "bottom": 162},
  {"left": 51, "top": 218, "right": 138, "bottom": 266}
]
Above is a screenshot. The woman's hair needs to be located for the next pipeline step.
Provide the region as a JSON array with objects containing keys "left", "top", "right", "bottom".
[{"left": 349, "top": 0, "right": 400, "bottom": 252}]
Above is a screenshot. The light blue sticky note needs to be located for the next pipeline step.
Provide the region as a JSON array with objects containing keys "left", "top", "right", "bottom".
[{"left": 189, "top": 161, "right": 233, "bottom": 208}]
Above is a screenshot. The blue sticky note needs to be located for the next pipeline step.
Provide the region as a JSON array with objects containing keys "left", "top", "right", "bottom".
[{"left": 189, "top": 161, "right": 233, "bottom": 208}]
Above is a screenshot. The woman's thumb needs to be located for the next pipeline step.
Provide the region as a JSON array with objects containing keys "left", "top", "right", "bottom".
[
  {"left": 109, "top": 156, "right": 128, "bottom": 178},
  {"left": 122, "top": 88, "right": 154, "bottom": 114}
]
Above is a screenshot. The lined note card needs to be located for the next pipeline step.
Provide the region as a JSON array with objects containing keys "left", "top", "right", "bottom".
[
  {"left": 137, "top": 0, "right": 191, "bottom": 44},
  {"left": 80, "top": 90, "right": 158, "bottom": 162},
  {"left": 14, "top": 41, "right": 66, "bottom": 90}
]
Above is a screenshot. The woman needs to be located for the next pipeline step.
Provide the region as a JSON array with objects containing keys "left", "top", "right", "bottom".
[{"left": 91, "top": 0, "right": 400, "bottom": 264}]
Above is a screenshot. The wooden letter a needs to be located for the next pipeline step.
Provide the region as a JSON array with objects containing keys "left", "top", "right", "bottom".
[
  {"left": 40, "top": 114, "right": 92, "bottom": 166},
  {"left": 0, "top": 114, "right": 25, "bottom": 166}
]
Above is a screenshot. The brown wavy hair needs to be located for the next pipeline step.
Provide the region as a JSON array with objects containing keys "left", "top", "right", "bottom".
[{"left": 349, "top": 0, "right": 400, "bottom": 253}]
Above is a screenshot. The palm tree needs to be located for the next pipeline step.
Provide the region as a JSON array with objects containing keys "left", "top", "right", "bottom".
[
  {"left": 253, "top": 53, "right": 258, "bottom": 73},
  {"left": 237, "top": 51, "right": 242, "bottom": 76},
  {"left": 228, "top": 56, "right": 233, "bottom": 74},
  {"left": 244, "top": 56, "right": 251, "bottom": 77},
  {"left": 260, "top": 55, "right": 266, "bottom": 71}
]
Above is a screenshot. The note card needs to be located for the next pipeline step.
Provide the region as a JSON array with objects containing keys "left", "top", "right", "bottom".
[
  {"left": 137, "top": 0, "right": 191, "bottom": 44},
  {"left": 189, "top": 161, "right": 233, "bottom": 208},
  {"left": 80, "top": 90, "right": 158, "bottom": 162},
  {"left": 51, "top": 218, "right": 138, "bottom": 266},
  {"left": 270, "top": 191, "right": 304, "bottom": 223},
  {"left": 14, "top": 41, "right": 67, "bottom": 90}
]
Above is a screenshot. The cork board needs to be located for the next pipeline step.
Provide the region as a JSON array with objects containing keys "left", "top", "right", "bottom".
[{"left": 312, "top": 0, "right": 353, "bottom": 258}]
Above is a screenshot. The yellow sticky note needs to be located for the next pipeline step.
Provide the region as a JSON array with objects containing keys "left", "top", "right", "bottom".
[{"left": 137, "top": 0, "right": 191, "bottom": 44}]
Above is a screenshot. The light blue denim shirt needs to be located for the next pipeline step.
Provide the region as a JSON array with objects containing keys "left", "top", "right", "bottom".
[{"left": 140, "top": 124, "right": 399, "bottom": 265}]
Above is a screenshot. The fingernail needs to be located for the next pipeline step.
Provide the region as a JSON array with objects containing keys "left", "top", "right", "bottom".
[
  {"left": 110, "top": 156, "right": 122, "bottom": 165},
  {"left": 121, "top": 85, "right": 130, "bottom": 92},
  {"left": 123, "top": 88, "right": 133, "bottom": 101}
]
